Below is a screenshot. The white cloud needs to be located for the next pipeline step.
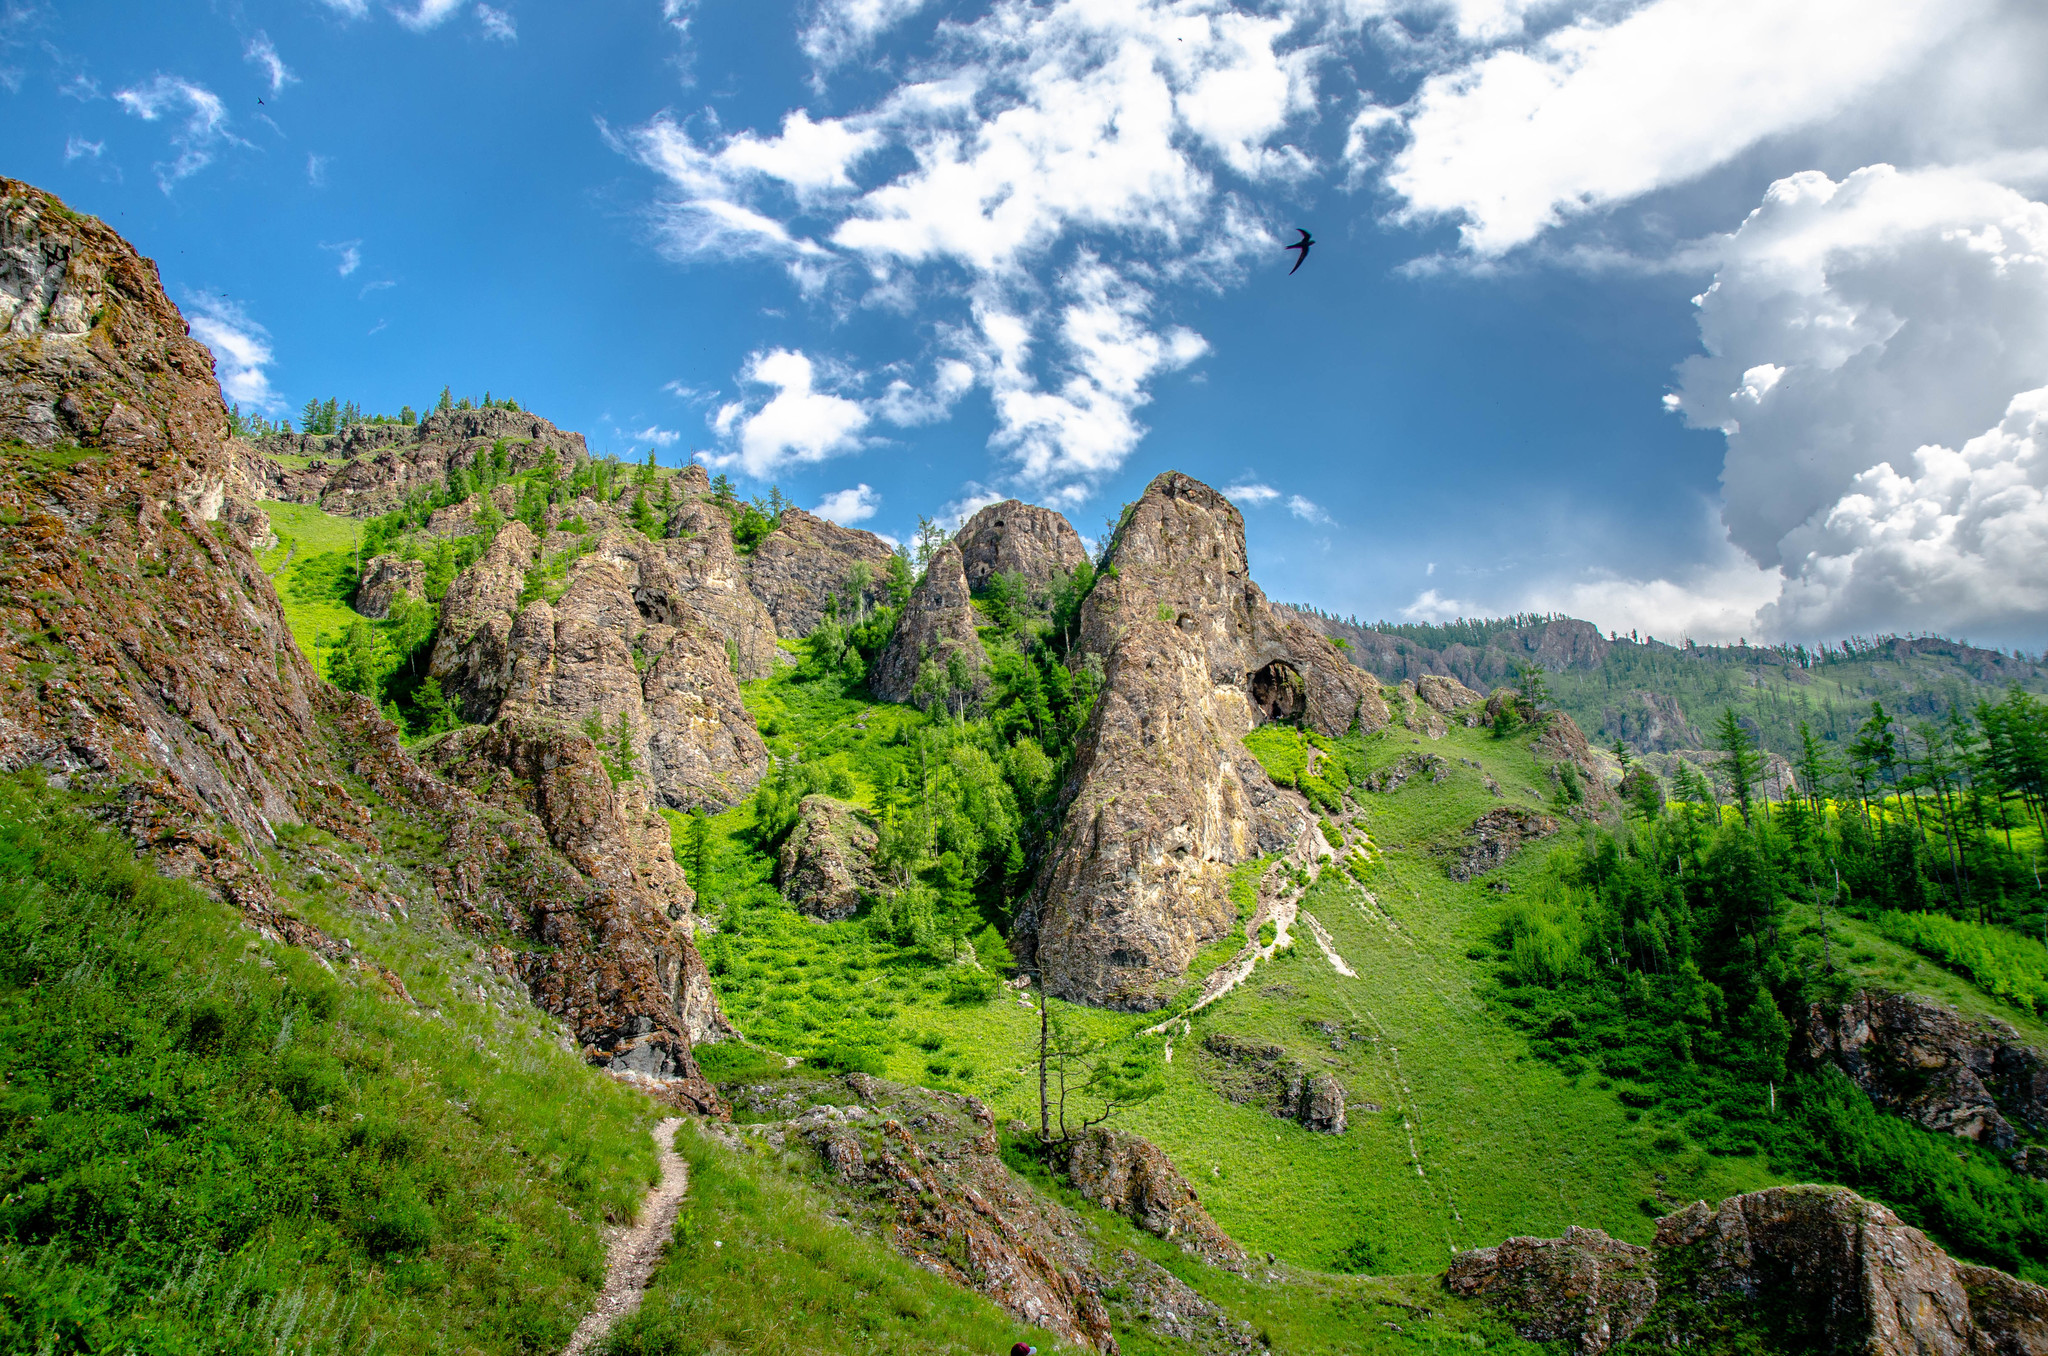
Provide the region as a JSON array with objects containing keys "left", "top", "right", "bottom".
[
  {"left": 814, "top": 483, "right": 881, "bottom": 525},
  {"left": 306, "top": 153, "right": 329, "bottom": 187},
  {"left": 1225, "top": 481, "right": 1279, "bottom": 503},
  {"left": 939, "top": 487, "right": 1006, "bottom": 530},
  {"left": 315, "top": 0, "right": 371, "bottom": 15},
  {"left": 63, "top": 136, "right": 102, "bottom": 163},
  {"left": 1370, "top": 0, "right": 1983, "bottom": 256},
  {"left": 244, "top": 32, "right": 295, "bottom": 95},
  {"left": 187, "top": 297, "right": 282, "bottom": 413},
  {"left": 709, "top": 348, "right": 869, "bottom": 477},
  {"left": 395, "top": 0, "right": 467, "bottom": 31},
  {"left": 1522, "top": 534, "right": 1787, "bottom": 644},
  {"left": 628, "top": 425, "right": 682, "bottom": 447},
  {"left": 114, "top": 75, "right": 236, "bottom": 190},
  {"left": 58, "top": 73, "right": 100, "bottom": 101},
  {"left": 476, "top": 4, "right": 515, "bottom": 39},
  {"left": 875, "top": 359, "right": 973, "bottom": 427},
  {"left": 323, "top": 240, "right": 363, "bottom": 277},
  {"left": 799, "top": 0, "right": 932, "bottom": 69},
  {"left": 1286, "top": 494, "right": 1331, "bottom": 524},
  {"left": 1400, "top": 588, "right": 1477, "bottom": 623}
]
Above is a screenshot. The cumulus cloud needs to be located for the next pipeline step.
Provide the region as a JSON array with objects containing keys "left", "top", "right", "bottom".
[
  {"left": 475, "top": 4, "right": 515, "bottom": 40},
  {"left": 709, "top": 348, "right": 869, "bottom": 477},
  {"left": 244, "top": 32, "right": 295, "bottom": 95},
  {"left": 814, "top": 483, "right": 881, "bottom": 525},
  {"left": 799, "top": 0, "right": 933, "bottom": 69},
  {"left": 114, "top": 75, "right": 236, "bottom": 190},
  {"left": 187, "top": 297, "right": 282, "bottom": 413}
]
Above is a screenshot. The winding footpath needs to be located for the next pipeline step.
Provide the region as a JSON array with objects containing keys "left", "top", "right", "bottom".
[{"left": 561, "top": 1118, "right": 688, "bottom": 1356}]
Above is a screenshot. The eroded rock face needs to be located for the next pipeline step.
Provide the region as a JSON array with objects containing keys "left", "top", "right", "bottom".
[
  {"left": 776, "top": 794, "right": 880, "bottom": 921},
  {"left": 431, "top": 525, "right": 769, "bottom": 811},
  {"left": 1067, "top": 1127, "right": 1249, "bottom": 1271},
  {"left": 1804, "top": 990, "right": 2048, "bottom": 1154},
  {"left": 1197, "top": 1033, "right": 1348, "bottom": 1133},
  {"left": 745, "top": 506, "right": 897, "bottom": 637},
  {"left": 1025, "top": 472, "right": 1382, "bottom": 1008},
  {"left": 1450, "top": 1186, "right": 2048, "bottom": 1356},
  {"left": 1445, "top": 807, "right": 1558, "bottom": 881},
  {"left": 954, "top": 498, "right": 1090, "bottom": 595},
  {"left": 1444, "top": 1226, "right": 1656, "bottom": 1355},
  {"left": 870, "top": 540, "right": 986, "bottom": 706},
  {"left": 354, "top": 554, "right": 425, "bottom": 620},
  {"left": 722, "top": 1076, "right": 1259, "bottom": 1355}
]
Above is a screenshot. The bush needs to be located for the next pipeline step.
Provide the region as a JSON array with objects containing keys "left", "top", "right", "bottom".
[
  {"left": 944, "top": 969, "right": 1000, "bottom": 1005},
  {"left": 811, "top": 1041, "right": 887, "bottom": 1076},
  {"left": 691, "top": 1042, "right": 785, "bottom": 1085}
]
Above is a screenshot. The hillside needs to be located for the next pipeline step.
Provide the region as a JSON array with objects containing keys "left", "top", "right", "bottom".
[{"left": 10, "top": 174, "right": 2048, "bottom": 1355}]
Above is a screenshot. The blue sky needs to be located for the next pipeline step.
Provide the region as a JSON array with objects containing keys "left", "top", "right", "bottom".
[{"left": 5, "top": 0, "right": 2047, "bottom": 646}]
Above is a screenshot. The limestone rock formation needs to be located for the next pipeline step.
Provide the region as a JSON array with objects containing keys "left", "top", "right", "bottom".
[
  {"left": 1024, "top": 472, "right": 1384, "bottom": 1008},
  {"left": 745, "top": 506, "right": 897, "bottom": 637},
  {"left": 0, "top": 178, "right": 730, "bottom": 1111},
  {"left": 1444, "top": 1226, "right": 1657, "bottom": 1355},
  {"left": 1450, "top": 1185, "right": 2048, "bottom": 1355},
  {"left": 776, "top": 794, "right": 881, "bottom": 921},
  {"left": 1066, "top": 1127, "right": 1249, "bottom": 1270},
  {"left": 870, "top": 540, "right": 986, "bottom": 706},
  {"left": 954, "top": 498, "right": 1090, "bottom": 595},
  {"left": 1804, "top": 990, "right": 2048, "bottom": 1154},
  {"left": 1197, "top": 1033, "right": 1348, "bottom": 1133},
  {"left": 236, "top": 406, "right": 590, "bottom": 517},
  {"left": 723, "top": 1076, "right": 1259, "bottom": 1355},
  {"left": 430, "top": 523, "right": 770, "bottom": 811},
  {"left": 354, "top": 554, "right": 426, "bottom": 619},
  {"left": 1445, "top": 807, "right": 1559, "bottom": 880}
]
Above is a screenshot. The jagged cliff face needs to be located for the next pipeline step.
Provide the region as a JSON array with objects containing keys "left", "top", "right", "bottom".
[
  {"left": 0, "top": 179, "right": 728, "bottom": 1112},
  {"left": 1025, "top": 472, "right": 1386, "bottom": 1009},
  {"left": 955, "top": 498, "right": 1089, "bottom": 594},
  {"left": 870, "top": 539, "right": 986, "bottom": 706},
  {"left": 746, "top": 506, "right": 897, "bottom": 637},
  {"left": 238, "top": 406, "right": 590, "bottom": 517}
]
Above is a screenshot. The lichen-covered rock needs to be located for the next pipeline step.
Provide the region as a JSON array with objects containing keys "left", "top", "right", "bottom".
[
  {"left": 954, "top": 498, "right": 1090, "bottom": 595},
  {"left": 722, "top": 1077, "right": 1259, "bottom": 1355},
  {"left": 870, "top": 540, "right": 986, "bottom": 707},
  {"left": 1024, "top": 472, "right": 1381, "bottom": 1007},
  {"left": 776, "top": 794, "right": 880, "bottom": 921},
  {"left": 354, "top": 554, "right": 426, "bottom": 619},
  {"left": 1396, "top": 680, "right": 1449, "bottom": 738},
  {"left": 1197, "top": 1033, "right": 1348, "bottom": 1133},
  {"left": 745, "top": 506, "right": 897, "bottom": 637},
  {"left": 1444, "top": 1226, "right": 1656, "bottom": 1354},
  {"left": 657, "top": 494, "right": 783, "bottom": 681},
  {"left": 1066, "top": 1127, "right": 1249, "bottom": 1270},
  {"left": 1803, "top": 990, "right": 2048, "bottom": 1153},
  {"left": 1444, "top": 807, "right": 1558, "bottom": 880},
  {"left": 1959, "top": 1264, "right": 2048, "bottom": 1355},
  {"left": 1417, "top": 673, "right": 1483, "bottom": 715},
  {"left": 1532, "top": 709, "right": 1614, "bottom": 807}
]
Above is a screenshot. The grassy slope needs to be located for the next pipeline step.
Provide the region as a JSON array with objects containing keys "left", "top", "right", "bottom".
[{"left": 257, "top": 501, "right": 363, "bottom": 662}]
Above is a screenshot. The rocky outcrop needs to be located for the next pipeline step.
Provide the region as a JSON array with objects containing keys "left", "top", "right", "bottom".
[
  {"left": 723, "top": 1076, "right": 1259, "bottom": 1355},
  {"left": 1532, "top": 709, "right": 1615, "bottom": 806},
  {"left": 236, "top": 406, "right": 590, "bottom": 517},
  {"left": 954, "top": 498, "right": 1090, "bottom": 595},
  {"left": 1444, "top": 807, "right": 1558, "bottom": 881},
  {"left": 1395, "top": 680, "right": 1449, "bottom": 738},
  {"left": 1024, "top": 473, "right": 1383, "bottom": 1008},
  {"left": 354, "top": 553, "right": 426, "bottom": 619},
  {"left": 1417, "top": 673, "right": 1483, "bottom": 715},
  {"left": 1450, "top": 1185, "right": 2048, "bottom": 1355},
  {"left": 1197, "top": 1033, "right": 1348, "bottom": 1133},
  {"left": 1066, "top": 1127, "right": 1249, "bottom": 1270},
  {"left": 1803, "top": 990, "right": 2048, "bottom": 1155},
  {"left": 776, "top": 794, "right": 880, "bottom": 921},
  {"left": 431, "top": 524, "right": 769, "bottom": 811},
  {"left": 1445, "top": 1226, "right": 1656, "bottom": 1355},
  {"left": 0, "top": 178, "right": 729, "bottom": 1110},
  {"left": 870, "top": 540, "right": 986, "bottom": 707},
  {"left": 744, "top": 506, "right": 897, "bottom": 637},
  {"left": 658, "top": 492, "right": 784, "bottom": 681}
]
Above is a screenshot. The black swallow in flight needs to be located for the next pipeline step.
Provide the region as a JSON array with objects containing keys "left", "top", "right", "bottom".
[{"left": 1285, "top": 228, "right": 1314, "bottom": 274}]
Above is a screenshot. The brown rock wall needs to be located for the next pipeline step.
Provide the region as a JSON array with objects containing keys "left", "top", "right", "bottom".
[
  {"left": 745, "top": 506, "right": 897, "bottom": 637},
  {"left": 870, "top": 540, "right": 986, "bottom": 706}
]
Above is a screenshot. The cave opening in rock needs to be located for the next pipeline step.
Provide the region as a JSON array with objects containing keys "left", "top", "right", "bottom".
[{"left": 1249, "top": 660, "right": 1306, "bottom": 726}]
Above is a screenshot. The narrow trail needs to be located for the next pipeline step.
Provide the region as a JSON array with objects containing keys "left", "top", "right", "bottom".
[{"left": 561, "top": 1118, "right": 687, "bottom": 1356}]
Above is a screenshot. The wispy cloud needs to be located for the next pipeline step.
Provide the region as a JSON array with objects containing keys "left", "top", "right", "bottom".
[
  {"left": 62, "top": 135, "right": 102, "bottom": 162},
  {"left": 628, "top": 425, "right": 683, "bottom": 447},
  {"left": 359, "top": 279, "right": 396, "bottom": 298},
  {"left": 395, "top": 0, "right": 466, "bottom": 32},
  {"left": 322, "top": 240, "right": 363, "bottom": 277},
  {"left": 306, "top": 153, "right": 329, "bottom": 187},
  {"left": 57, "top": 72, "right": 98, "bottom": 100},
  {"left": 475, "top": 4, "right": 515, "bottom": 41},
  {"left": 114, "top": 74, "right": 237, "bottom": 190},
  {"left": 1286, "top": 494, "right": 1332, "bottom": 525},
  {"left": 244, "top": 32, "right": 295, "bottom": 95},
  {"left": 1224, "top": 481, "right": 1279, "bottom": 504},
  {"left": 314, "top": 0, "right": 370, "bottom": 16}
]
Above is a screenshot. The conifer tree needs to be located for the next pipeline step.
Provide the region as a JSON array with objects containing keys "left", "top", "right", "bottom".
[
  {"left": 436, "top": 385, "right": 453, "bottom": 413},
  {"left": 1715, "top": 707, "right": 1764, "bottom": 824}
]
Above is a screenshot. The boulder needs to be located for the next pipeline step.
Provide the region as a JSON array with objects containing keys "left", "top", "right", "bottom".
[
  {"left": 776, "top": 794, "right": 881, "bottom": 921},
  {"left": 1444, "top": 1226, "right": 1657, "bottom": 1354},
  {"left": 1066, "top": 1127, "right": 1249, "bottom": 1270},
  {"left": 354, "top": 554, "right": 426, "bottom": 619},
  {"left": 870, "top": 540, "right": 986, "bottom": 707},
  {"left": 1417, "top": 673, "right": 1483, "bottom": 715},
  {"left": 745, "top": 506, "right": 898, "bottom": 637},
  {"left": 954, "top": 498, "right": 1090, "bottom": 595},
  {"left": 1803, "top": 990, "right": 2048, "bottom": 1153},
  {"left": 1024, "top": 472, "right": 1383, "bottom": 1007},
  {"left": 1444, "top": 807, "right": 1558, "bottom": 881}
]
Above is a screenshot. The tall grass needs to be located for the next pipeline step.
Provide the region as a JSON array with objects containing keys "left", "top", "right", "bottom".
[
  {"left": 0, "top": 773, "right": 656, "bottom": 1355},
  {"left": 1872, "top": 911, "right": 2048, "bottom": 1015}
]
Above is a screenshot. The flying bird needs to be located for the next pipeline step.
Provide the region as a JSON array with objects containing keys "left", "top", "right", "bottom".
[{"left": 1285, "top": 228, "right": 1314, "bottom": 274}]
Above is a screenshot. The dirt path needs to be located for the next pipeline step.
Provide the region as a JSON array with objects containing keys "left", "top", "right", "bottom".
[{"left": 561, "top": 1118, "right": 688, "bottom": 1356}]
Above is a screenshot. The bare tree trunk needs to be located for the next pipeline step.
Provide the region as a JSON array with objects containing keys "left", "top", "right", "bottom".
[{"left": 1037, "top": 970, "right": 1050, "bottom": 1142}]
